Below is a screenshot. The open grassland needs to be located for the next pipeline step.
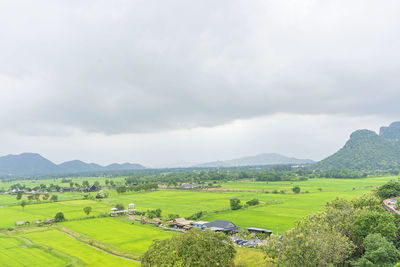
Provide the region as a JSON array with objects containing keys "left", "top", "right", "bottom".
[
  {"left": 19, "top": 229, "right": 139, "bottom": 266},
  {"left": 202, "top": 190, "right": 367, "bottom": 232},
  {"left": 0, "top": 234, "right": 70, "bottom": 267},
  {"left": 234, "top": 248, "right": 266, "bottom": 267},
  {"left": 61, "top": 217, "right": 175, "bottom": 259},
  {"left": 202, "top": 177, "right": 399, "bottom": 232},
  {"left": 0, "top": 200, "right": 110, "bottom": 229},
  {"left": 104, "top": 190, "right": 248, "bottom": 216},
  {"left": 220, "top": 176, "right": 398, "bottom": 192},
  {"left": 0, "top": 175, "right": 398, "bottom": 266}
]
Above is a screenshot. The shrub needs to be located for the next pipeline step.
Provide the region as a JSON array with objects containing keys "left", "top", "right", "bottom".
[
  {"left": 54, "top": 212, "right": 65, "bottom": 222},
  {"left": 230, "top": 198, "right": 242, "bottom": 210},
  {"left": 246, "top": 199, "right": 259, "bottom": 206},
  {"left": 292, "top": 186, "right": 301, "bottom": 194}
]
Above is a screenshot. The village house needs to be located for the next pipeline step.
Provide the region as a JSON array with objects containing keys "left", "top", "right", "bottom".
[
  {"left": 180, "top": 183, "right": 197, "bottom": 189},
  {"left": 246, "top": 227, "right": 273, "bottom": 236},
  {"left": 167, "top": 218, "right": 194, "bottom": 229},
  {"left": 61, "top": 187, "right": 72, "bottom": 192},
  {"left": 203, "top": 220, "right": 239, "bottom": 233}
]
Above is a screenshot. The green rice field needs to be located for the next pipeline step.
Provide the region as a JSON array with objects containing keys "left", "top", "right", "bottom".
[
  {"left": 61, "top": 217, "right": 174, "bottom": 258},
  {"left": 0, "top": 175, "right": 398, "bottom": 266}
]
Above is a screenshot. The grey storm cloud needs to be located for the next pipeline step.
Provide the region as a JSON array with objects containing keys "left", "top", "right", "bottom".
[{"left": 1, "top": 0, "right": 400, "bottom": 135}]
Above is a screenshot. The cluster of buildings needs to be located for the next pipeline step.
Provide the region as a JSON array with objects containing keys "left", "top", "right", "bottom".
[{"left": 166, "top": 217, "right": 272, "bottom": 236}]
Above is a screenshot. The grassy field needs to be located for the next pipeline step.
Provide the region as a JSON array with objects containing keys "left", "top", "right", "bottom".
[
  {"left": 0, "top": 233, "right": 70, "bottom": 267},
  {"left": 61, "top": 217, "right": 175, "bottom": 259},
  {"left": 19, "top": 229, "right": 139, "bottom": 266},
  {"left": 0, "top": 200, "right": 110, "bottom": 229},
  {"left": 0, "top": 175, "right": 397, "bottom": 266}
]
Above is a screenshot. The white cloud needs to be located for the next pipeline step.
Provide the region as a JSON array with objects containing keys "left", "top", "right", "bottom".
[{"left": 0, "top": 1, "right": 399, "bottom": 164}]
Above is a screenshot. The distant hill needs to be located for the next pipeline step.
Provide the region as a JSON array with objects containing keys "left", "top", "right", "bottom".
[
  {"left": 0, "top": 153, "right": 60, "bottom": 176},
  {"left": 195, "top": 153, "right": 314, "bottom": 168},
  {"left": 315, "top": 121, "right": 400, "bottom": 170},
  {"left": 0, "top": 153, "right": 145, "bottom": 177}
]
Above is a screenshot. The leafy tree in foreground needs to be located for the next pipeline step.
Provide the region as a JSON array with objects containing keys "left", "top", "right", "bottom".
[
  {"left": 230, "top": 198, "right": 242, "bottom": 210},
  {"left": 83, "top": 206, "right": 92, "bottom": 215},
  {"left": 375, "top": 181, "right": 400, "bottom": 200},
  {"left": 16, "top": 191, "right": 22, "bottom": 200},
  {"left": 142, "top": 229, "right": 236, "bottom": 267},
  {"left": 54, "top": 212, "right": 65, "bottom": 222},
  {"left": 352, "top": 233, "right": 400, "bottom": 267},
  {"left": 264, "top": 213, "right": 354, "bottom": 267},
  {"left": 351, "top": 211, "right": 398, "bottom": 246}
]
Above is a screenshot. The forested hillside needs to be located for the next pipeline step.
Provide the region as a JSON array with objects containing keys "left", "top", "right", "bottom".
[{"left": 315, "top": 122, "right": 400, "bottom": 170}]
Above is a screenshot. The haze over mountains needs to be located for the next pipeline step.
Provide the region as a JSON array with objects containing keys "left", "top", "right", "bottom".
[
  {"left": 316, "top": 121, "right": 400, "bottom": 170},
  {"left": 3, "top": 121, "right": 400, "bottom": 177},
  {"left": 0, "top": 153, "right": 145, "bottom": 176},
  {"left": 195, "top": 153, "right": 314, "bottom": 168},
  {"left": 0, "top": 152, "right": 315, "bottom": 177}
]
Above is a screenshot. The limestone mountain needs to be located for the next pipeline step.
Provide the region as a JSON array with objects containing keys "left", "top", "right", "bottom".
[{"left": 315, "top": 122, "right": 400, "bottom": 170}]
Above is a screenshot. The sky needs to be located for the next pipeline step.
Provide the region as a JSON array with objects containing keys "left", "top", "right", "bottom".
[{"left": 0, "top": 0, "right": 399, "bottom": 167}]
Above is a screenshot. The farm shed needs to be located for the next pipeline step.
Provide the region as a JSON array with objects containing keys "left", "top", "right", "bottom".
[
  {"left": 192, "top": 221, "right": 209, "bottom": 230},
  {"left": 246, "top": 228, "right": 273, "bottom": 236},
  {"left": 203, "top": 220, "right": 239, "bottom": 233},
  {"left": 180, "top": 183, "right": 197, "bottom": 189}
]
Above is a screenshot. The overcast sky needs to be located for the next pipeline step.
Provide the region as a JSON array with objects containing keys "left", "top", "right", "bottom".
[{"left": 0, "top": 1, "right": 399, "bottom": 167}]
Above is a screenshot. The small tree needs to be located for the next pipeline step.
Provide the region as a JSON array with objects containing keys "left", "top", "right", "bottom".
[
  {"left": 54, "top": 212, "right": 66, "bottom": 222},
  {"left": 50, "top": 195, "right": 58, "bottom": 202},
  {"left": 16, "top": 191, "right": 23, "bottom": 200},
  {"left": 230, "top": 198, "right": 242, "bottom": 210},
  {"left": 292, "top": 185, "right": 301, "bottom": 194},
  {"left": 20, "top": 200, "right": 28, "bottom": 210},
  {"left": 116, "top": 186, "right": 127, "bottom": 194},
  {"left": 166, "top": 214, "right": 180, "bottom": 221},
  {"left": 115, "top": 203, "right": 125, "bottom": 211},
  {"left": 83, "top": 206, "right": 92, "bottom": 215},
  {"left": 142, "top": 228, "right": 236, "bottom": 266}
]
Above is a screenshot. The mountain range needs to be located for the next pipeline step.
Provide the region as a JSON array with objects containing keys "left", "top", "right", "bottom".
[
  {"left": 0, "top": 153, "right": 145, "bottom": 177},
  {"left": 194, "top": 153, "right": 314, "bottom": 168},
  {"left": 315, "top": 121, "right": 400, "bottom": 170}
]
